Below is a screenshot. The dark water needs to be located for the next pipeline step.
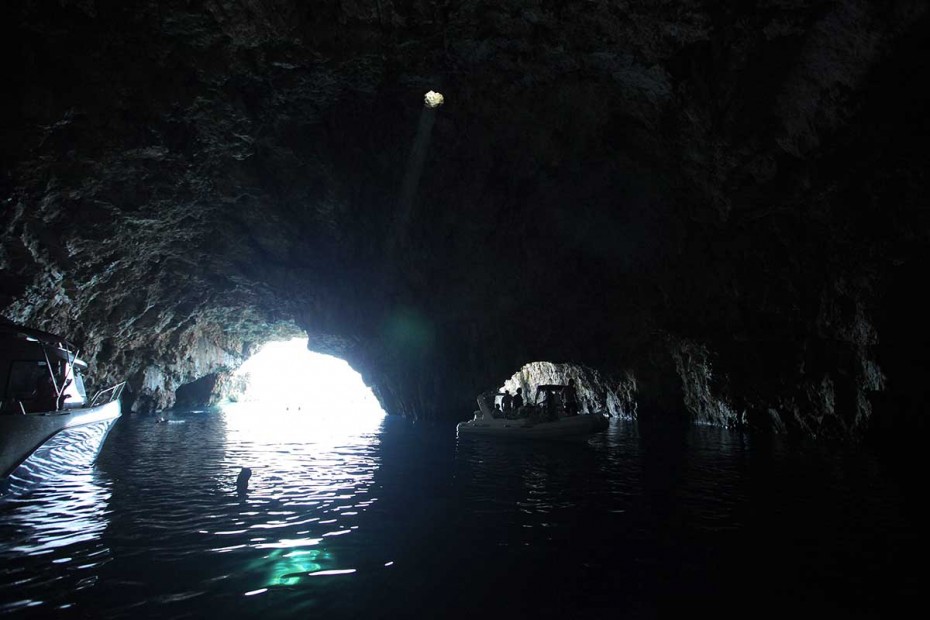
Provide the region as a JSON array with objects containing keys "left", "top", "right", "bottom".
[{"left": 0, "top": 406, "right": 922, "bottom": 619}]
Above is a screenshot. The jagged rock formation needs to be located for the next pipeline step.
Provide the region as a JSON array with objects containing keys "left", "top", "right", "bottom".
[
  {"left": 2, "top": 1, "right": 928, "bottom": 440},
  {"left": 501, "top": 361, "right": 637, "bottom": 419}
]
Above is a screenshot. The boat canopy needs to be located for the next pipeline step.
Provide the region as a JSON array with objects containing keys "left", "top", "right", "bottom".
[
  {"left": 0, "top": 320, "right": 86, "bottom": 366},
  {"left": 1, "top": 320, "right": 79, "bottom": 353},
  {"left": 535, "top": 384, "right": 568, "bottom": 392}
]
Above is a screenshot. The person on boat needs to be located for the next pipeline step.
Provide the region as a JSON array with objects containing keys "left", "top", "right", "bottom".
[
  {"left": 34, "top": 372, "right": 59, "bottom": 412},
  {"left": 564, "top": 379, "right": 579, "bottom": 416},
  {"left": 58, "top": 378, "right": 72, "bottom": 409},
  {"left": 501, "top": 390, "right": 513, "bottom": 416},
  {"left": 526, "top": 394, "right": 542, "bottom": 424},
  {"left": 544, "top": 391, "right": 559, "bottom": 421}
]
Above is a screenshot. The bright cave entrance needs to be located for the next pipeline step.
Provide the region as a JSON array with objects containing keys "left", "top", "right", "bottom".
[{"left": 227, "top": 338, "right": 386, "bottom": 419}]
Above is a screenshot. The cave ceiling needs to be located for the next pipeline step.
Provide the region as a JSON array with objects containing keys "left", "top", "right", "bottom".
[{"left": 1, "top": 0, "right": 928, "bottom": 438}]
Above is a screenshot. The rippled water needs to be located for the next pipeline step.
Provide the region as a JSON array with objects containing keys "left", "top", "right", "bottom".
[{"left": 0, "top": 407, "right": 922, "bottom": 618}]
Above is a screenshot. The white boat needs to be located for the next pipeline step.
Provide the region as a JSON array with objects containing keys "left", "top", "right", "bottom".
[
  {"left": 457, "top": 385, "right": 609, "bottom": 439},
  {"left": 456, "top": 411, "right": 609, "bottom": 439},
  {"left": 0, "top": 321, "right": 124, "bottom": 481}
]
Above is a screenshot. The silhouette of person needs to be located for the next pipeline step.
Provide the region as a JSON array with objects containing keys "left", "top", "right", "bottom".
[
  {"left": 501, "top": 390, "right": 513, "bottom": 415},
  {"left": 34, "top": 373, "right": 58, "bottom": 412},
  {"left": 57, "top": 377, "right": 72, "bottom": 410},
  {"left": 236, "top": 467, "right": 252, "bottom": 496},
  {"left": 544, "top": 391, "right": 558, "bottom": 421},
  {"left": 513, "top": 387, "right": 524, "bottom": 411},
  {"left": 564, "top": 379, "right": 579, "bottom": 416}
]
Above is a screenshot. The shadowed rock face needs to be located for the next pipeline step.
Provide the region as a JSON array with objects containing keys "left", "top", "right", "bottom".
[{"left": 1, "top": 1, "right": 928, "bottom": 439}]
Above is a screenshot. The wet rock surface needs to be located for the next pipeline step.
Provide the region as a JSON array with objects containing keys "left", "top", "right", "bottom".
[{"left": 2, "top": 1, "right": 928, "bottom": 439}]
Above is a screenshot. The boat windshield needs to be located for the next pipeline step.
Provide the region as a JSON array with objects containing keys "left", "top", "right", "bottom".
[
  {"left": 2, "top": 360, "right": 86, "bottom": 413},
  {"left": 6, "top": 361, "right": 48, "bottom": 403}
]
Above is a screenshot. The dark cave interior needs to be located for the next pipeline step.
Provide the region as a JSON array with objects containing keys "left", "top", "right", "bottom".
[{"left": 2, "top": 0, "right": 929, "bottom": 445}]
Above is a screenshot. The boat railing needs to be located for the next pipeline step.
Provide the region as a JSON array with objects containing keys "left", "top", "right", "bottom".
[{"left": 90, "top": 382, "right": 126, "bottom": 408}]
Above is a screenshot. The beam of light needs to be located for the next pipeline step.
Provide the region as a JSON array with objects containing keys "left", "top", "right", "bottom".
[{"left": 386, "top": 90, "right": 445, "bottom": 262}]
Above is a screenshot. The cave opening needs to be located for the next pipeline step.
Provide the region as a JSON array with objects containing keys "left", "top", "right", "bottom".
[
  {"left": 227, "top": 338, "right": 385, "bottom": 420},
  {"left": 497, "top": 360, "right": 638, "bottom": 419}
]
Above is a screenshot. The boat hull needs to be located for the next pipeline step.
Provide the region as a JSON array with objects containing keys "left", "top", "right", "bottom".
[
  {"left": 0, "top": 400, "right": 121, "bottom": 479},
  {"left": 456, "top": 412, "right": 609, "bottom": 439}
]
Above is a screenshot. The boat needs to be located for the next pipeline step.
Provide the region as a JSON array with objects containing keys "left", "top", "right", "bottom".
[
  {"left": 457, "top": 384, "right": 609, "bottom": 439},
  {"left": 0, "top": 320, "right": 125, "bottom": 481}
]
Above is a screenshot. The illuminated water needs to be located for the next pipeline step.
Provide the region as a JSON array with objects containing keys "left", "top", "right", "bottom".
[{"left": 0, "top": 408, "right": 921, "bottom": 618}]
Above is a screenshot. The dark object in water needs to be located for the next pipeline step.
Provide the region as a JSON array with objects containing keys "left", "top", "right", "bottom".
[{"left": 236, "top": 467, "right": 251, "bottom": 494}]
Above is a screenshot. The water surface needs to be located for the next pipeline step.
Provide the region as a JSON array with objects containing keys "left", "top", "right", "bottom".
[{"left": 0, "top": 407, "right": 921, "bottom": 618}]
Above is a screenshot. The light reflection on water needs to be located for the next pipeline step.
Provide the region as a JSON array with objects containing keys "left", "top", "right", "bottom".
[
  {"left": 0, "top": 422, "right": 115, "bottom": 613},
  {"left": 217, "top": 403, "right": 385, "bottom": 590},
  {"left": 0, "top": 412, "right": 922, "bottom": 618},
  {"left": 0, "top": 405, "right": 387, "bottom": 617}
]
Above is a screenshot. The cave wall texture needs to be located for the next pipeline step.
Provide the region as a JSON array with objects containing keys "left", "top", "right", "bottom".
[{"left": 2, "top": 0, "right": 928, "bottom": 441}]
